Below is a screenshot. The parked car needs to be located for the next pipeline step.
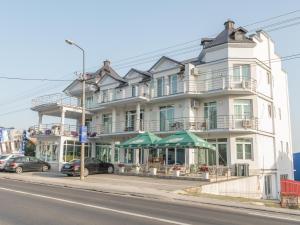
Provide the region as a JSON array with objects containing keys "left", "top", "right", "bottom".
[
  {"left": 61, "top": 158, "right": 114, "bottom": 177},
  {"left": 4, "top": 156, "right": 51, "bottom": 174},
  {"left": 0, "top": 154, "right": 23, "bottom": 171}
]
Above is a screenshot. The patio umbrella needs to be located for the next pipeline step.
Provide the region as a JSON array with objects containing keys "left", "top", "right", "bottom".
[
  {"left": 116, "top": 131, "right": 161, "bottom": 148},
  {"left": 154, "top": 130, "right": 216, "bottom": 150}
]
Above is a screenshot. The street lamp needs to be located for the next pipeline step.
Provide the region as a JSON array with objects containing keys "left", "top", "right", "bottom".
[{"left": 65, "top": 39, "right": 86, "bottom": 181}]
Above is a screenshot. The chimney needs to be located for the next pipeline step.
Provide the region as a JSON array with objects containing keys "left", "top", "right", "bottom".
[
  {"left": 224, "top": 19, "right": 235, "bottom": 30},
  {"left": 103, "top": 60, "right": 110, "bottom": 67}
]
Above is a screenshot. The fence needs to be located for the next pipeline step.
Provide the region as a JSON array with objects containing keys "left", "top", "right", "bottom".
[{"left": 281, "top": 179, "right": 300, "bottom": 196}]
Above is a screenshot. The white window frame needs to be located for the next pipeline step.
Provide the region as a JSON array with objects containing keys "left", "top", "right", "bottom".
[
  {"left": 233, "top": 64, "right": 251, "bottom": 82},
  {"left": 236, "top": 138, "right": 253, "bottom": 160}
]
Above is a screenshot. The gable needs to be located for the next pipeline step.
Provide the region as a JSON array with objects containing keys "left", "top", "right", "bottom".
[
  {"left": 99, "top": 74, "right": 122, "bottom": 87},
  {"left": 150, "top": 57, "right": 182, "bottom": 73}
]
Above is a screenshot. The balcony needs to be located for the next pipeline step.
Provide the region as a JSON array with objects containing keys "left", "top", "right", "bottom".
[
  {"left": 32, "top": 93, "right": 80, "bottom": 110},
  {"left": 29, "top": 123, "right": 79, "bottom": 138},
  {"left": 90, "top": 86, "right": 149, "bottom": 110},
  {"left": 88, "top": 116, "right": 258, "bottom": 137}
]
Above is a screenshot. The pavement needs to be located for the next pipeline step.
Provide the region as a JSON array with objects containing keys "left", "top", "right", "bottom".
[
  {"left": 0, "top": 172, "right": 299, "bottom": 220},
  {"left": 0, "top": 178, "right": 299, "bottom": 225}
]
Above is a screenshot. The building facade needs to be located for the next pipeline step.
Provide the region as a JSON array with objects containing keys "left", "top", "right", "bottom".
[
  {"left": 0, "top": 127, "right": 23, "bottom": 154},
  {"left": 30, "top": 20, "right": 293, "bottom": 199}
]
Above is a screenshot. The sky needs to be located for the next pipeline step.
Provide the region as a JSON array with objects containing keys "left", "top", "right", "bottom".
[{"left": 0, "top": 0, "right": 299, "bottom": 151}]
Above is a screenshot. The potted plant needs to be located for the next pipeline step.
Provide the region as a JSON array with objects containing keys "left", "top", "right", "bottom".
[
  {"left": 132, "top": 163, "right": 140, "bottom": 174},
  {"left": 200, "top": 165, "right": 209, "bottom": 179},
  {"left": 173, "top": 165, "right": 181, "bottom": 177},
  {"left": 149, "top": 166, "right": 157, "bottom": 176},
  {"left": 118, "top": 163, "right": 125, "bottom": 173}
]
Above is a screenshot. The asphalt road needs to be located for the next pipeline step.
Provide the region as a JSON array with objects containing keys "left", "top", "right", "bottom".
[{"left": 0, "top": 179, "right": 298, "bottom": 225}]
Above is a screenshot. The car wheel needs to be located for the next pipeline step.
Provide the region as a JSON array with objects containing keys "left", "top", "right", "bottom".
[
  {"left": 42, "top": 165, "right": 49, "bottom": 172},
  {"left": 84, "top": 168, "right": 89, "bottom": 177},
  {"left": 15, "top": 167, "right": 23, "bottom": 174},
  {"left": 107, "top": 166, "right": 114, "bottom": 174}
]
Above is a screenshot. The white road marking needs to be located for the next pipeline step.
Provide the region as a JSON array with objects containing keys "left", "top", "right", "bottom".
[
  {"left": 246, "top": 211, "right": 300, "bottom": 222},
  {"left": 0, "top": 187, "right": 192, "bottom": 225}
]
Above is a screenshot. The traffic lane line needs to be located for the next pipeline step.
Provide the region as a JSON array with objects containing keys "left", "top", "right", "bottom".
[{"left": 0, "top": 187, "right": 193, "bottom": 225}]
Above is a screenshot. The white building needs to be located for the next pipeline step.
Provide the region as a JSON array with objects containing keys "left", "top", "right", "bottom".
[
  {"left": 0, "top": 127, "right": 23, "bottom": 154},
  {"left": 30, "top": 20, "right": 293, "bottom": 199}
]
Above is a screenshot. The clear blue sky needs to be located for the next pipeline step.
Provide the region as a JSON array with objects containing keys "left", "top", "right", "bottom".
[{"left": 0, "top": 0, "right": 299, "bottom": 151}]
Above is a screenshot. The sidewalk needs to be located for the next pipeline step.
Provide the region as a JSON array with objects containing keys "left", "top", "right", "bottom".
[{"left": 0, "top": 172, "right": 299, "bottom": 217}]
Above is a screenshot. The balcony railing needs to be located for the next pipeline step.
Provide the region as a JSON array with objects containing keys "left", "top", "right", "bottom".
[
  {"left": 97, "top": 86, "right": 149, "bottom": 105},
  {"left": 88, "top": 116, "right": 258, "bottom": 136},
  {"left": 29, "top": 123, "right": 79, "bottom": 137},
  {"left": 32, "top": 93, "right": 80, "bottom": 109}
]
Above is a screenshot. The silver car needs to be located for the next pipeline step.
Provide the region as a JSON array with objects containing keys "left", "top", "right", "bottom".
[{"left": 0, "top": 154, "right": 23, "bottom": 170}]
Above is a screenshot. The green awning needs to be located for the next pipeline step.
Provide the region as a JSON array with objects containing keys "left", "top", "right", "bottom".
[
  {"left": 116, "top": 132, "right": 162, "bottom": 148},
  {"left": 154, "top": 130, "right": 216, "bottom": 150}
]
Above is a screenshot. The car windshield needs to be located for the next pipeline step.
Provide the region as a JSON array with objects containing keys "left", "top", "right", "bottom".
[{"left": 0, "top": 155, "right": 9, "bottom": 160}]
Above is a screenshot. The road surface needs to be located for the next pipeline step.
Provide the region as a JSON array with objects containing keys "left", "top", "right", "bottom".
[{"left": 0, "top": 179, "right": 298, "bottom": 225}]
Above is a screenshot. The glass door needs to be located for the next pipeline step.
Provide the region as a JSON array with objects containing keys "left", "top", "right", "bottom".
[
  {"left": 169, "top": 75, "right": 177, "bottom": 95},
  {"left": 102, "top": 114, "right": 112, "bottom": 133},
  {"left": 204, "top": 102, "right": 217, "bottom": 129},
  {"left": 157, "top": 77, "right": 164, "bottom": 97},
  {"left": 160, "top": 106, "right": 174, "bottom": 131}
]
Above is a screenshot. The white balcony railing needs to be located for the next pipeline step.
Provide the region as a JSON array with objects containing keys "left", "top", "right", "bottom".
[
  {"left": 88, "top": 116, "right": 258, "bottom": 137},
  {"left": 32, "top": 93, "right": 80, "bottom": 109},
  {"left": 29, "top": 123, "right": 79, "bottom": 137}
]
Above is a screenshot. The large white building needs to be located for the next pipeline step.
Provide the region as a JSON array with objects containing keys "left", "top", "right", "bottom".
[{"left": 30, "top": 20, "right": 293, "bottom": 199}]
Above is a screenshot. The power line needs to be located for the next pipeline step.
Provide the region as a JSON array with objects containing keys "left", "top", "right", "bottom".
[
  {"left": 109, "top": 9, "right": 300, "bottom": 65},
  {"left": 0, "top": 75, "right": 73, "bottom": 82}
]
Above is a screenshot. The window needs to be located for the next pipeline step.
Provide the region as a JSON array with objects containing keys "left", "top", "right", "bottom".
[
  {"left": 236, "top": 138, "right": 252, "bottom": 160},
  {"left": 169, "top": 74, "right": 178, "bottom": 95},
  {"left": 233, "top": 64, "right": 250, "bottom": 82},
  {"left": 132, "top": 85, "right": 137, "bottom": 97},
  {"left": 63, "top": 141, "right": 91, "bottom": 162},
  {"left": 234, "top": 99, "right": 252, "bottom": 119},
  {"left": 39, "top": 142, "right": 58, "bottom": 162},
  {"left": 101, "top": 90, "right": 108, "bottom": 103},
  {"left": 95, "top": 144, "right": 112, "bottom": 162},
  {"left": 125, "top": 111, "right": 136, "bottom": 131},
  {"left": 157, "top": 77, "right": 164, "bottom": 97},
  {"left": 102, "top": 114, "right": 112, "bottom": 133},
  {"left": 160, "top": 106, "right": 174, "bottom": 131},
  {"left": 204, "top": 102, "right": 217, "bottom": 129},
  {"left": 268, "top": 104, "right": 272, "bottom": 118},
  {"left": 86, "top": 96, "right": 93, "bottom": 108}
]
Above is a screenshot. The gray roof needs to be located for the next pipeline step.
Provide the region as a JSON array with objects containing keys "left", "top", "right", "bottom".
[
  {"left": 90, "top": 61, "right": 126, "bottom": 83},
  {"left": 202, "top": 22, "right": 254, "bottom": 49}
]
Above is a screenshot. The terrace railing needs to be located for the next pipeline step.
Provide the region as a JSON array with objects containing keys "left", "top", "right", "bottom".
[{"left": 32, "top": 93, "right": 80, "bottom": 108}]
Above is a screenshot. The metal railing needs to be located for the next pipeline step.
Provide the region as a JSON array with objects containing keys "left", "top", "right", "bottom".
[
  {"left": 88, "top": 116, "right": 258, "bottom": 136},
  {"left": 29, "top": 123, "right": 79, "bottom": 137},
  {"left": 31, "top": 93, "right": 80, "bottom": 108},
  {"left": 97, "top": 85, "right": 149, "bottom": 104}
]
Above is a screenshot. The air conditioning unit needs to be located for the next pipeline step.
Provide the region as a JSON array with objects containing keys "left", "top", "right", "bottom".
[
  {"left": 242, "top": 119, "right": 253, "bottom": 128},
  {"left": 242, "top": 80, "right": 251, "bottom": 89},
  {"left": 191, "top": 67, "right": 201, "bottom": 76},
  {"left": 191, "top": 99, "right": 200, "bottom": 108}
]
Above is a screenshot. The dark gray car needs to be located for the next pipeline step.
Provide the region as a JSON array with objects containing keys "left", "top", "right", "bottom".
[{"left": 4, "top": 156, "right": 51, "bottom": 174}]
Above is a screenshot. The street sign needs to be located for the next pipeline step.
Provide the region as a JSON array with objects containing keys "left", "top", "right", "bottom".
[{"left": 79, "top": 126, "right": 87, "bottom": 143}]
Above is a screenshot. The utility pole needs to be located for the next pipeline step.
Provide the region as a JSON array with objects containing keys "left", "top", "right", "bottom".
[{"left": 65, "top": 39, "right": 86, "bottom": 181}]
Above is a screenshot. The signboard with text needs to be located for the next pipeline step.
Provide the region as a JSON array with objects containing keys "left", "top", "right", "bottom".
[{"left": 79, "top": 126, "right": 87, "bottom": 143}]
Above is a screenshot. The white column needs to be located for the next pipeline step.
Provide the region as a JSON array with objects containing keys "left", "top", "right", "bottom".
[
  {"left": 136, "top": 103, "right": 140, "bottom": 131},
  {"left": 60, "top": 108, "right": 66, "bottom": 135},
  {"left": 58, "top": 137, "right": 65, "bottom": 171},
  {"left": 112, "top": 108, "right": 116, "bottom": 133},
  {"left": 38, "top": 112, "right": 43, "bottom": 131},
  {"left": 110, "top": 142, "right": 115, "bottom": 163}
]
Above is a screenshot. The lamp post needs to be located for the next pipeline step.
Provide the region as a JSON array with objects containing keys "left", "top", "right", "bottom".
[{"left": 65, "top": 39, "right": 86, "bottom": 181}]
